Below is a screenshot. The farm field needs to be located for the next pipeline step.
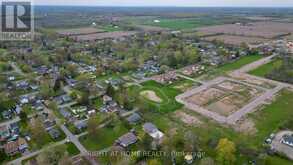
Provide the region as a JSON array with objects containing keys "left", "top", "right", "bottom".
[
  {"left": 143, "top": 18, "right": 220, "bottom": 30},
  {"left": 249, "top": 59, "right": 283, "bottom": 77},
  {"left": 197, "top": 22, "right": 293, "bottom": 39}
]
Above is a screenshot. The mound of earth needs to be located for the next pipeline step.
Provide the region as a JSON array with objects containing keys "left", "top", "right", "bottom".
[{"left": 140, "top": 90, "right": 162, "bottom": 103}]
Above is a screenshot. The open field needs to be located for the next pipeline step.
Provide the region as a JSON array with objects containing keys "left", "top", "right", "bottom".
[
  {"left": 197, "top": 22, "right": 293, "bottom": 39},
  {"left": 79, "top": 120, "right": 129, "bottom": 151},
  {"left": 249, "top": 90, "right": 293, "bottom": 146},
  {"left": 202, "top": 34, "right": 269, "bottom": 45},
  {"left": 143, "top": 18, "right": 220, "bottom": 30},
  {"left": 56, "top": 27, "right": 105, "bottom": 36}
]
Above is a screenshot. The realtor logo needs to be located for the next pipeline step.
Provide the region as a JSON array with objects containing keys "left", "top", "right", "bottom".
[{"left": 0, "top": 1, "right": 33, "bottom": 40}]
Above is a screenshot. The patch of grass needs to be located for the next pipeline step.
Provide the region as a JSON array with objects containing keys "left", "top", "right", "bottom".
[
  {"left": 65, "top": 142, "right": 80, "bottom": 156},
  {"left": 79, "top": 120, "right": 129, "bottom": 151},
  {"left": 264, "top": 156, "right": 293, "bottom": 165},
  {"left": 249, "top": 59, "right": 283, "bottom": 77},
  {"left": 250, "top": 90, "right": 293, "bottom": 146}
]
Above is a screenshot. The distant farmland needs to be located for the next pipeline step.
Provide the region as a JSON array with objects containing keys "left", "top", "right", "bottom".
[
  {"left": 197, "top": 22, "right": 293, "bottom": 39},
  {"left": 56, "top": 27, "right": 105, "bottom": 36}
]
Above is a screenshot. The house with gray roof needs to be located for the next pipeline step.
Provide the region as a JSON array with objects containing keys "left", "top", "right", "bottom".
[
  {"left": 126, "top": 113, "right": 141, "bottom": 124},
  {"left": 116, "top": 132, "right": 138, "bottom": 148}
]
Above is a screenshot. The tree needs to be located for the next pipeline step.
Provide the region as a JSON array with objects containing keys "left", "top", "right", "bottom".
[
  {"left": 19, "top": 111, "right": 28, "bottom": 124},
  {"left": 147, "top": 159, "right": 162, "bottom": 165},
  {"left": 216, "top": 138, "right": 236, "bottom": 165},
  {"left": 36, "top": 145, "right": 67, "bottom": 165},
  {"left": 87, "top": 116, "right": 102, "bottom": 139},
  {"left": 29, "top": 118, "right": 48, "bottom": 146},
  {"left": 106, "top": 84, "right": 115, "bottom": 97}
]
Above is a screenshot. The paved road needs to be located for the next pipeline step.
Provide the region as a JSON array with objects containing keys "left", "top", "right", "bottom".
[
  {"left": 0, "top": 117, "right": 20, "bottom": 127},
  {"left": 176, "top": 74, "right": 205, "bottom": 84}
]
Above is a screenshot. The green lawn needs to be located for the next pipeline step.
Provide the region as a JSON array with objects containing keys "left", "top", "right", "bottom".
[
  {"left": 249, "top": 59, "right": 283, "bottom": 77},
  {"left": 198, "top": 54, "right": 263, "bottom": 81},
  {"left": 65, "top": 142, "right": 80, "bottom": 156},
  {"left": 79, "top": 120, "right": 129, "bottom": 151},
  {"left": 218, "top": 54, "right": 263, "bottom": 72}
]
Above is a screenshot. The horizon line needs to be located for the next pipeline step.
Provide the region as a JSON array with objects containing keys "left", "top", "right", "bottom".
[{"left": 32, "top": 5, "right": 293, "bottom": 8}]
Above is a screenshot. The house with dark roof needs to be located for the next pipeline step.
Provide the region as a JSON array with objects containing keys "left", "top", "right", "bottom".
[
  {"left": 126, "top": 113, "right": 141, "bottom": 124},
  {"left": 281, "top": 134, "right": 293, "bottom": 147},
  {"left": 59, "top": 108, "right": 72, "bottom": 119},
  {"left": 116, "top": 132, "right": 138, "bottom": 148},
  {"left": 48, "top": 128, "right": 61, "bottom": 139}
]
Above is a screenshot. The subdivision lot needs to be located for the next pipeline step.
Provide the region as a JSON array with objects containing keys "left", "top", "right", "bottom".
[
  {"left": 176, "top": 77, "right": 276, "bottom": 124},
  {"left": 202, "top": 34, "right": 269, "bottom": 46}
]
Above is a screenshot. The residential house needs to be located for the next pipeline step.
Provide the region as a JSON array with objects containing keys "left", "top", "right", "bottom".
[
  {"left": 43, "top": 119, "right": 56, "bottom": 131},
  {"left": 4, "top": 138, "right": 28, "bottom": 156},
  {"left": 143, "top": 123, "right": 164, "bottom": 139},
  {"left": 74, "top": 120, "right": 87, "bottom": 131},
  {"left": 59, "top": 108, "right": 72, "bottom": 119},
  {"left": 126, "top": 113, "right": 141, "bottom": 125},
  {"left": 116, "top": 132, "right": 138, "bottom": 148},
  {"left": 48, "top": 128, "right": 61, "bottom": 139}
]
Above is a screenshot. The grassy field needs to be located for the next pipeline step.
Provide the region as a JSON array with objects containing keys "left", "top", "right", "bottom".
[
  {"left": 199, "top": 54, "right": 263, "bottom": 81},
  {"left": 249, "top": 90, "right": 293, "bottom": 146},
  {"left": 218, "top": 54, "right": 263, "bottom": 72},
  {"left": 79, "top": 120, "right": 129, "bottom": 151},
  {"left": 249, "top": 59, "right": 283, "bottom": 77}
]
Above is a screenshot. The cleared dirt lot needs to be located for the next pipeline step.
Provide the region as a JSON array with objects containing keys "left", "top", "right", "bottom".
[
  {"left": 197, "top": 22, "right": 293, "bottom": 39},
  {"left": 202, "top": 35, "right": 269, "bottom": 46},
  {"left": 72, "top": 31, "right": 137, "bottom": 41},
  {"left": 176, "top": 77, "right": 270, "bottom": 124}
]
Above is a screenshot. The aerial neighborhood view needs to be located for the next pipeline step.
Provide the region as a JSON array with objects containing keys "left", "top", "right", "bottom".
[{"left": 1, "top": 0, "right": 293, "bottom": 164}]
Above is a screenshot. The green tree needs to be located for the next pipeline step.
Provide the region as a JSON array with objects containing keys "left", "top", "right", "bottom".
[{"left": 216, "top": 138, "right": 236, "bottom": 165}]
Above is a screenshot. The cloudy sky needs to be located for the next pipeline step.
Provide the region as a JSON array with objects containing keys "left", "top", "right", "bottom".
[{"left": 34, "top": 0, "right": 293, "bottom": 7}]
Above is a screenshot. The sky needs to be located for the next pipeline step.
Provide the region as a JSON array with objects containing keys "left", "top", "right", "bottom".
[{"left": 34, "top": 0, "right": 293, "bottom": 7}]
